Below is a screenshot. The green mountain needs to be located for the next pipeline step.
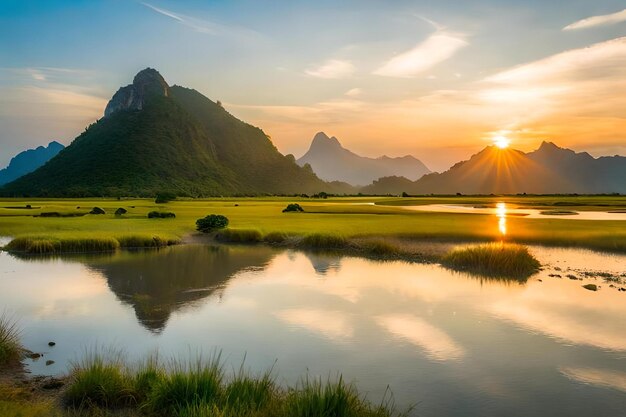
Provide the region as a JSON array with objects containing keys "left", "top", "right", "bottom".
[{"left": 1, "top": 68, "right": 345, "bottom": 197}]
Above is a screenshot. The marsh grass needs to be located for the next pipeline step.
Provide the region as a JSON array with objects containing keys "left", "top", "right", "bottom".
[
  {"left": 64, "top": 348, "right": 137, "bottom": 409},
  {"left": 300, "top": 233, "right": 348, "bottom": 250},
  {"left": 61, "top": 350, "right": 405, "bottom": 417},
  {"left": 0, "top": 314, "right": 22, "bottom": 365},
  {"left": 216, "top": 229, "right": 263, "bottom": 243},
  {"left": 441, "top": 243, "right": 540, "bottom": 280},
  {"left": 5, "top": 235, "right": 179, "bottom": 254}
]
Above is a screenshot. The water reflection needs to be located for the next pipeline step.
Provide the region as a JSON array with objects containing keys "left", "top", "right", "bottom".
[
  {"left": 496, "top": 202, "right": 507, "bottom": 235},
  {"left": 1, "top": 245, "right": 625, "bottom": 416},
  {"left": 85, "top": 245, "right": 276, "bottom": 333}
]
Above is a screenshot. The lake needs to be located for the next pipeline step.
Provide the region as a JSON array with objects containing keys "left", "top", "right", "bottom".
[{"left": 1, "top": 244, "right": 625, "bottom": 416}]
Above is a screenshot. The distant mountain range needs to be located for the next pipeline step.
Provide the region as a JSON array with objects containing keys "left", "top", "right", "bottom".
[
  {"left": 0, "top": 141, "right": 65, "bottom": 186},
  {"left": 1, "top": 68, "right": 623, "bottom": 196},
  {"left": 297, "top": 132, "right": 430, "bottom": 186},
  {"left": 362, "top": 141, "right": 626, "bottom": 195},
  {"left": 0, "top": 68, "right": 347, "bottom": 197}
]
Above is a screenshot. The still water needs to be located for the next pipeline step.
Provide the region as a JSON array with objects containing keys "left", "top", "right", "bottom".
[{"left": 1, "top": 244, "right": 625, "bottom": 416}]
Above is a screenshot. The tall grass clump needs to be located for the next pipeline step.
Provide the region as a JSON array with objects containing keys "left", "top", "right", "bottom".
[
  {"left": 117, "top": 235, "right": 178, "bottom": 249},
  {"left": 215, "top": 229, "right": 263, "bottom": 244},
  {"left": 300, "top": 233, "right": 348, "bottom": 250},
  {"left": 0, "top": 314, "right": 22, "bottom": 365},
  {"left": 283, "top": 376, "right": 398, "bottom": 417},
  {"left": 64, "top": 348, "right": 136, "bottom": 409},
  {"left": 263, "top": 231, "right": 289, "bottom": 244},
  {"left": 145, "top": 356, "right": 224, "bottom": 414},
  {"left": 357, "top": 239, "right": 400, "bottom": 258},
  {"left": 441, "top": 242, "right": 540, "bottom": 280},
  {"left": 5, "top": 237, "right": 119, "bottom": 254}
]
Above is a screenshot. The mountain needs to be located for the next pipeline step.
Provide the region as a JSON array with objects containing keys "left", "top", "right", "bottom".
[
  {"left": 361, "top": 142, "right": 626, "bottom": 195},
  {"left": 297, "top": 132, "right": 430, "bottom": 186},
  {"left": 1, "top": 68, "right": 345, "bottom": 197},
  {"left": 0, "top": 141, "right": 65, "bottom": 186}
]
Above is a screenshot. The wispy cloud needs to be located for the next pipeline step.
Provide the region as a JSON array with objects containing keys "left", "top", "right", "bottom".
[
  {"left": 305, "top": 59, "right": 355, "bottom": 79},
  {"left": 374, "top": 30, "right": 468, "bottom": 78},
  {"left": 563, "top": 8, "right": 626, "bottom": 31},
  {"left": 345, "top": 87, "right": 362, "bottom": 97},
  {"left": 141, "top": 2, "right": 259, "bottom": 41}
]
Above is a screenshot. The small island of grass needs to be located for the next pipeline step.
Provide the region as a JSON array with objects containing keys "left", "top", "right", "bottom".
[{"left": 441, "top": 243, "right": 540, "bottom": 280}]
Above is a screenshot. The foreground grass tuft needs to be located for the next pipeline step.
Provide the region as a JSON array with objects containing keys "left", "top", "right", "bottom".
[
  {"left": 441, "top": 243, "right": 540, "bottom": 280},
  {"left": 60, "top": 351, "right": 406, "bottom": 417},
  {"left": 0, "top": 314, "right": 22, "bottom": 366}
]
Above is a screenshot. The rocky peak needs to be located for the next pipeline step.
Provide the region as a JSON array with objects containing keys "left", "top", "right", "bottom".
[
  {"left": 309, "top": 132, "right": 342, "bottom": 152},
  {"left": 104, "top": 68, "right": 169, "bottom": 117}
]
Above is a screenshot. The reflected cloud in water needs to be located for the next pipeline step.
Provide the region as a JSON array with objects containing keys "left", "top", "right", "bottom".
[
  {"left": 274, "top": 308, "right": 354, "bottom": 340},
  {"left": 561, "top": 367, "right": 626, "bottom": 393},
  {"left": 375, "top": 314, "right": 465, "bottom": 361}
]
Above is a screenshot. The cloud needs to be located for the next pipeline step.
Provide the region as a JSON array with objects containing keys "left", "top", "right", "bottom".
[
  {"left": 485, "top": 36, "right": 626, "bottom": 84},
  {"left": 274, "top": 308, "right": 353, "bottom": 340},
  {"left": 345, "top": 87, "right": 362, "bottom": 97},
  {"left": 561, "top": 367, "right": 626, "bottom": 392},
  {"left": 305, "top": 59, "right": 355, "bottom": 79},
  {"left": 374, "top": 31, "right": 468, "bottom": 78},
  {"left": 375, "top": 314, "right": 465, "bottom": 361},
  {"left": 141, "top": 2, "right": 259, "bottom": 41},
  {"left": 563, "top": 8, "right": 626, "bottom": 31}
]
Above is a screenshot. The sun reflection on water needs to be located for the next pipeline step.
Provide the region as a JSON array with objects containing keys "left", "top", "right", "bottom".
[{"left": 496, "top": 202, "right": 507, "bottom": 236}]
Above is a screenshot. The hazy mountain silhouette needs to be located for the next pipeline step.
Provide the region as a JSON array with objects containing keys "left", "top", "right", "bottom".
[
  {"left": 0, "top": 141, "right": 64, "bottom": 186},
  {"left": 0, "top": 68, "right": 347, "bottom": 197},
  {"left": 297, "top": 132, "right": 430, "bottom": 186},
  {"left": 361, "top": 142, "right": 626, "bottom": 195}
]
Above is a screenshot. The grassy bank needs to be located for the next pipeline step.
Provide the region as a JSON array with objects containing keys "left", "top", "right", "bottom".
[
  {"left": 0, "top": 196, "right": 625, "bottom": 254},
  {"left": 4, "top": 235, "right": 179, "bottom": 254},
  {"left": 61, "top": 351, "right": 405, "bottom": 417}
]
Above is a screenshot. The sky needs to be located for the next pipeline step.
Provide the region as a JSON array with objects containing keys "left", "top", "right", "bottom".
[{"left": 1, "top": 0, "right": 626, "bottom": 172}]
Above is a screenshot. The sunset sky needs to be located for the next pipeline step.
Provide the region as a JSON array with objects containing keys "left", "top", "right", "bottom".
[{"left": 1, "top": 0, "right": 626, "bottom": 171}]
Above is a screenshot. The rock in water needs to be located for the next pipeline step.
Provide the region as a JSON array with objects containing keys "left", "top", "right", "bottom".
[{"left": 104, "top": 68, "right": 169, "bottom": 117}]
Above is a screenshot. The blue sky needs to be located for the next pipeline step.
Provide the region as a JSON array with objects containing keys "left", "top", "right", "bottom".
[{"left": 1, "top": 0, "right": 626, "bottom": 170}]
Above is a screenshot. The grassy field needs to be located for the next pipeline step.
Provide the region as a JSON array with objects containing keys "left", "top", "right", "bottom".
[{"left": 0, "top": 196, "right": 625, "bottom": 253}]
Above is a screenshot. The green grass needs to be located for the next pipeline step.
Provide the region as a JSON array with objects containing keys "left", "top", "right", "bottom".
[
  {"left": 216, "top": 229, "right": 263, "bottom": 243},
  {"left": 441, "top": 243, "right": 541, "bottom": 280},
  {"left": 300, "top": 233, "right": 348, "bottom": 250},
  {"left": 0, "top": 196, "right": 624, "bottom": 254},
  {"left": 0, "top": 314, "right": 22, "bottom": 366},
  {"left": 58, "top": 351, "right": 406, "bottom": 417}
]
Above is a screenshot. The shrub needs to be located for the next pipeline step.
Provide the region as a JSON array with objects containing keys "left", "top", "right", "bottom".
[
  {"left": 114, "top": 208, "right": 127, "bottom": 216},
  {"left": 147, "top": 211, "right": 176, "bottom": 219},
  {"left": 155, "top": 192, "right": 176, "bottom": 204},
  {"left": 283, "top": 203, "right": 304, "bottom": 213},
  {"left": 441, "top": 243, "right": 540, "bottom": 280},
  {"left": 215, "top": 229, "right": 262, "bottom": 243},
  {"left": 39, "top": 212, "right": 61, "bottom": 217},
  {"left": 196, "top": 215, "right": 229, "bottom": 233},
  {"left": 89, "top": 207, "right": 106, "bottom": 215}
]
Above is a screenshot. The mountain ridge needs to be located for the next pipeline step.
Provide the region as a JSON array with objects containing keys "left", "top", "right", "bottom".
[
  {"left": 0, "top": 141, "right": 65, "bottom": 186},
  {"left": 361, "top": 142, "right": 626, "bottom": 195},
  {"left": 297, "top": 132, "right": 430, "bottom": 185},
  {"left": 0, "top": 69, "right": 347, "bottom": 197}
]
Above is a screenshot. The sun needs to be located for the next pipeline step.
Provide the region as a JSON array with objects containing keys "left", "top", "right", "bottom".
[{"left": 493, "top": 135, "right": 510, "bottom": 149}]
